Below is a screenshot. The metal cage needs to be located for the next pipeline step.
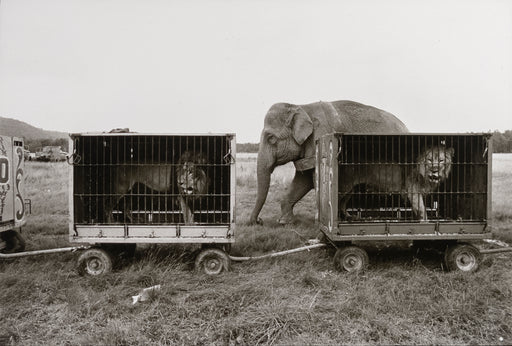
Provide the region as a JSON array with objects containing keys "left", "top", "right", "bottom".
[
  {"left": 69, "top": 133, "right": 236, "bottom": 244},
  {"left": 316, "top": 133, "right": 492, "bottom": 241}
]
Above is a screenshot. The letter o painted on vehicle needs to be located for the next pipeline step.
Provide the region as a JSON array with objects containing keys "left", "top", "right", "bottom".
[{"left": 0, "top": 157, "right": 9, "bottom": 184}]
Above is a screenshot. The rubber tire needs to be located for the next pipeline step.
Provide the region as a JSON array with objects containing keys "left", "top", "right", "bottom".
[
  {"left": 195, "top": 248, "right": 231, "bottom": 275},
  {"left": 77, "top": 248, "right": 113, "bottom": 276},
  {"left": 333, "top": 246, "right": 369, "bottom": 272},
  {"left": 444, "top": 243, "right": 481, "bottom": 273},
  {"left": 0, "top": 230, "right": 26, "bottom": 253}
]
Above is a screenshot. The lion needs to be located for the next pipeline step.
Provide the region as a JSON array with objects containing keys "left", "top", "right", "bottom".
[
  {"left": 339, "top": 145, "right": 454, "bottom": 221},
  {"left": 104, "top": 151, "right": 209, "bottom": 224},
  {"left": 175, "top": 151, "right": 210, "bottom": 224}
]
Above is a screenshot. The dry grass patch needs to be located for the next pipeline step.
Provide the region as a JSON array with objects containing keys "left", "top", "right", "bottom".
[{"left": 0, "top": 156, "right": 511, "bottom": 345}]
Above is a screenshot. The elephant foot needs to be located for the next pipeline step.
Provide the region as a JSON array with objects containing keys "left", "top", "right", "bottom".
[
  {"left": 278, "top": 212, "right": 294, "bottom": 225},
  {"left": 279, "top": 201, "right": 296, "bottom": 225},
  {"left": 247, "top": 217, "right": 263, "bottom": 226}
]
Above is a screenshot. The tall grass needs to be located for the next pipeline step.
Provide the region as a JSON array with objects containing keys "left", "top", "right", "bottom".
[
  {"left": 492, "top": 153, "right": 512, "bottom": 242},
  {"left": 0, "top": 157, "right": 511, "bottom": 345},
  {"left": 22, "top": 162, "right": 69, "bottom": 248}
]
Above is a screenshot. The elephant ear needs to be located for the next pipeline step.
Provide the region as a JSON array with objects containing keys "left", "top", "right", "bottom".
[{"left": 287, "top": 106, "right": 313, "bottom": 145}]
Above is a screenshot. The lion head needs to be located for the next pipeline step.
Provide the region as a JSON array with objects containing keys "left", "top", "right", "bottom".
[
  {"left": 416, "top": 146, "right": 454, "bottom": 186},
  {"left": 176, "top": 151, "right": 209, "bottom": 196}
]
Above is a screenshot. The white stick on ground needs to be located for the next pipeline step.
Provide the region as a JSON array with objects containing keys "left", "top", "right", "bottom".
[{"left": 132, "top": 284, "right": 161, "bottom": 305}]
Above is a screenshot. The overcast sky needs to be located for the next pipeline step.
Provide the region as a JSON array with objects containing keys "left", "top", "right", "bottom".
[{"left": 0, "top": 0, "right": 510, "bottom": 142}]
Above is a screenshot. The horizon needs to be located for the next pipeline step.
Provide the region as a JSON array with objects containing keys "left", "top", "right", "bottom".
[{"left": 1, "top": 115, "right": 511, "bottom": 145}]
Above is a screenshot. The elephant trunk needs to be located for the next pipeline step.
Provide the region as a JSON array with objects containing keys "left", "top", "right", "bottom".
[{"left": 249, "top": 148, "right": 274, "bottom": 224}]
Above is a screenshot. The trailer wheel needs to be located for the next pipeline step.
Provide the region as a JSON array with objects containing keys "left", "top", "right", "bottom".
[
  {"left": 0, "top": 230, "right": 26, "bottom": 253},
  {"left": 77, "top": 248, "right": 113, "bottom": 276},
  {"left": 195, "top": 248, "right": 231, "bottom": 275},
  {"left": 444, "top": 243, "right": 481, "bottom": 273},
  {"left": 334, "top": 246, "right": 369, "bottom": 272}
]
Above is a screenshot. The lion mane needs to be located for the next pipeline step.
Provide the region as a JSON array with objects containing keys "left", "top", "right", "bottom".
[
  {"left": 176, "top": 151, "right": 210, "bottom": 224},
  {"left": 339, "top": 145, "right": 454, "bottom": 220},
  {"left": 405, "top": 146, "right": 454, "bottom": 220},
  {"left": 414, "top": 146, "right": 454, "bottom": 187}
]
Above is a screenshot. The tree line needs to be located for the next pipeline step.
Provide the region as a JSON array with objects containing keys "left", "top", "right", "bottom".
[
  {"left": 26, "top": 139, "right": 262, "bottom": 153},
  {"left": 237, "top": 143, "right": 259, "bottom": 153},
  {"left": 492, "top": 130, "right": 512, "bottom": 153},
  {"left": 237, "top": 131, "right": 512, "bottom": 154},
  {"left": 25, "top": 138, "right": 69, "bottom": 152},
  {"left": 23, "top": 132, "right": 512, "bottom": 154}
]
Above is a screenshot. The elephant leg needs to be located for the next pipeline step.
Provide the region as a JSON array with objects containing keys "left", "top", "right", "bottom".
[{"left": 279, "top": 169, "right": 314, "bottom": 224}]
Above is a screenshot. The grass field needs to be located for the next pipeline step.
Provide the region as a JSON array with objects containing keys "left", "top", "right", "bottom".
[{"left": 1, "top": 155, "right": 511, "bottom": 345}]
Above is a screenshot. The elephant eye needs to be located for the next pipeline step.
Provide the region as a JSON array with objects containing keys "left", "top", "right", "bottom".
[{"left": 267, "top": 134, "right": 278, "bottom": 145}]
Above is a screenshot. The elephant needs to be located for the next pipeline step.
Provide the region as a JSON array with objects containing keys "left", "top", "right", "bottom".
[{"left": 248, "top": 100, "right": 409, "bottom": 225}]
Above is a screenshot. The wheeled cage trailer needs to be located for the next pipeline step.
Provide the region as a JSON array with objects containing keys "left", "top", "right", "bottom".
[
  {"left": 68, "top": 133, "right": 236, "bottom": 276},
  {"left": 0, "top": 135, "right": 28, "bottom": 253},
  {"left": 316, "top": 133, "right": 494, "bottom": 273},
  {"left": 2, "top": 131, "right": 511, "bottom": 274}
]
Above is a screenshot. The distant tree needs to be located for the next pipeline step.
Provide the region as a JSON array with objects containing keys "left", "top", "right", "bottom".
[
  {"left": 40, "top": 139, "right": 53, "bottom": 147},
  {"left": 25, "top": 137, "right": 68, "bottom": 152},
  {"left": 53, "top": 138, "right": 69, "bottom": 151},
  {"left": 492, "top": 130, "right": 512, "bottom": 153},
  {"left": 237, "top": 143, "right": 259, "bottom": 153}
]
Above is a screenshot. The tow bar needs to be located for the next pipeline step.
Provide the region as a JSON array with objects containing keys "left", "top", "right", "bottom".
[{"left": 0, "top": 246, "right": 90, "bottom": 259}]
